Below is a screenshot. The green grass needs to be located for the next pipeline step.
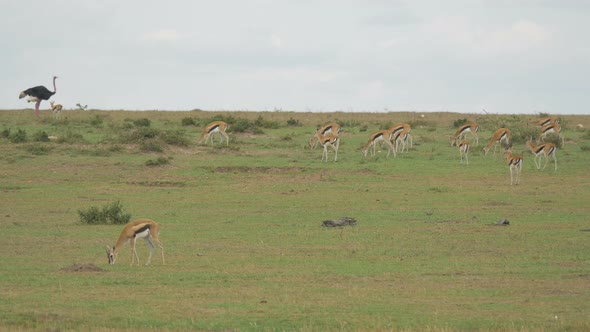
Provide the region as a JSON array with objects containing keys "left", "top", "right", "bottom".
[{"left": 0, "top": 109, "right": 589, "bottom": 331}]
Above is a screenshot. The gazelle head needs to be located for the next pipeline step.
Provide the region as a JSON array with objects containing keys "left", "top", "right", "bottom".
[
  {"left": 449, "top": 135, "right": 456, "bottom": 146},
  {"left": 105, "top": 245, "right": 117, "bottom": 265}
]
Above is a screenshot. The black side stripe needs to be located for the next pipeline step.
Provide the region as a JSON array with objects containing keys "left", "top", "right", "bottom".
[
  {"left": 208, "top": 125, "right": 220, "bottom": 133},
  {"left": 134, "top": 224, "right": 151, "bottom": 237}
]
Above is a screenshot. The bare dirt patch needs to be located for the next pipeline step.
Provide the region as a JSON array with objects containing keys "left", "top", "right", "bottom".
[
  {"left": 212, "top": 166, "right": 303, "bottom": 174},
  {"left": 126, "top": 180, "right": 186, "bottom": 187},
  {"left": 60, "top": 263, "right": 105, "bottom": 273}
]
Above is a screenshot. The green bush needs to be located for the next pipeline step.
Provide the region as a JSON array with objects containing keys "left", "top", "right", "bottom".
[
  {"left": 161, "top": 130, "right": 190, "bottom": 146},
  {"left": 24, "top": 143, "right": 52, "bottom": 155},
  {"left": 32, "top": 130, "right": 50, "bottom": 142},
  {"left": 133, "top": 118, "right": 151, "bottom": 127},
  {"left": 452, "top": 118, "right": 468, "bottom": 128},
  {"left": 9, "top": 129, "right": 27, "bottom": 143},
  {"left": 181, "top": 117, "right": 196, "bottom": 126},
  {"left": 139, "top": 139, "right": 164, "bottom": 152},
  {"left": 57, "top": 130, "right": 88, "bottom": 144},
  {"left": 255, "top": 115, "right": 280, "bottom": 129},
  {"left": 89, "top": 115, "right": 104, "bottom": 127},
  {"left": 78, "top": 201, "right": 131, "bottom": 225},
  {"left": 230, "top": 118, "right": 253, "bottom": 133},
  {"left": 119, "top": 128, "right": 160, "bottom": 143},
  {"left": 287, "top": 118, "right": 300, "bottom": 126},
  {"left": 145, "top": 157, "right": 170, "bottom": 166}
]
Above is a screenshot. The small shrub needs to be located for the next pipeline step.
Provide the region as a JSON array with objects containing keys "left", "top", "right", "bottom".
[
  {"left": 1, "top": 128, "right": 11, "bottom": 139},
  {"left": 32, "top": 130, "right": 50, "bottom": 142},
  {"left": 336, "top": 119, "right": 361, "bottom": 128},
  {"left": 287, "top": 118, "right": 300, "bottom": 126},
  {"left": 133, "top": 118, "right": 151, "bottom": 127},
  {"left": 78, "top": 201, "right": 131, "bottom": 225},
  {"left": 161, "top": 130, "right": 190, "bottom": 146},
  {"left": 24, "top": 143, "right": 52, "bottom": 155},
  {"left": 9, "top": 129, "right": 27, "bottom": 143},
  {"left": 230, "top": 118, "right": 253, "bottom": 133},
  {"left": 139, "top": 139, "right": 164, "bottom": 152},
  {"left": 89, "top": 115, "right": 104, "bottom": 127},
  {"left": 511, "top": 125, "right": 540, "bottom": 145},
  {"left": 119, "top": 128, "right": 160, "bottom": 143},
  {"left": 255, "top": 116, "right": 280, "bottom": 129},
  {"left": 452, "top": 118, "right": 468, "bottom": 128},
  {"left": 57, "top": 130, "right": 88, "bottom": 144},
  {"left": 541, "top": 134, "right": 563, "bottom": 148},
  {"left": 252, "top": 127, "right": 265, "bottom": 135},
  {"left": 78, "top": 206, "right": 102, "bottom": 225},
  {"left": 181, "top": 117, "right": 196, "bottom": 126},
  {"left": 145, "top": 157, "right": 170, "bottom": 166}
]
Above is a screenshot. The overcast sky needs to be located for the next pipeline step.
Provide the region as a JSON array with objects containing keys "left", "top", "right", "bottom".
[{"left": 2, "top": 0, "right": 589, "bottom": 114}]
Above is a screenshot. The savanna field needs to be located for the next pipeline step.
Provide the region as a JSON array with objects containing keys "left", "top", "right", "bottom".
[{"left": 0, "top": 109, "right": 589, "bottom": 331}]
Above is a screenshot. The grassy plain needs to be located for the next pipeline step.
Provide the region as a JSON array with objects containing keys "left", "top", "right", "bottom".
[{"left": 0, "top": 109, "right": 589, "bottom": 331}]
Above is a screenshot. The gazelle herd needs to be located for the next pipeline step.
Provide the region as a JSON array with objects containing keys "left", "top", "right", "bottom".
[
  {"left": 302, "top": 115, "right": 561, "bottom": 186},
  {"left": 194, "top": 116, "right": 563, "bottom": 186}
]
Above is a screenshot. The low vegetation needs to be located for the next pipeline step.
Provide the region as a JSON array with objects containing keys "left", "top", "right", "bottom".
[
  {"left": 78, "top": 201, "right": 132, "bottom": 225},
  {"left": 0, "top": 109, "right": 589, "bottom": 331}
]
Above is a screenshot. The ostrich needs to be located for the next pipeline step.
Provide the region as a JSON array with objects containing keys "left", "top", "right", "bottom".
[{"left": 19, "top": 76, "right": 58, "bottom": 118}]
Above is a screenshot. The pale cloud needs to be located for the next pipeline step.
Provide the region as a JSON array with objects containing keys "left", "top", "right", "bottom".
[
  {"left": 270, "top": 33, "right": 283, "bottom": 48},
  {"left": 1, "top": 0, "right": 588, "bottom": 114},
  {"left": 379, "top": 15, "right": 553, "bottom": 61},
  {"left": 358, "top": 80, "right": 387, "bottom": 100},
  {"left": 142, "top": 29, "right": 182, "bottom": 43},
  {"left": 486, "top": 19, "right": 552, "bottom": 54}
]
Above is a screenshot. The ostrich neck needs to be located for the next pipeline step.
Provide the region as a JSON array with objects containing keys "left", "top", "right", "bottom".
[{"left": 52, "top": 77, "right": 57, "bottom": 93}]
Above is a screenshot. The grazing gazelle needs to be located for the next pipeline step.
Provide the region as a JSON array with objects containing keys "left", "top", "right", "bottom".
[
  {"left": 482, "top": 128, "right": 511, "bottom": 156},
  {"left": 504, "top": 149, "right": 523, "bottom": 186},
  {"left": 526, "top": 137, "right": 557, "bottom": 172},
  {"left": 106, "top": 219, "right": 165, "bottom": 266},
  {"left": 197, "top": 121, "right": 230, "bottom": 145},
  {"left": 538, "top": 123, "right": 564, "bottom": 146},
  {"left": 532, "top": 116, "right": 560, "bottom": 127},
  {"left": 392, "top": 128, "right": 412, "bottom": 153},
  {"left": 388, "top": 123, "right": 411, "bottom": 141},
  {"left": 363, "top": 129, "right": 396, "bottom": 158},
  {"left": 457, "top": 140, "right": 470, "bottom": 164},
  {"left": 450, "top": 123, "right": 479, "bottom": 146},
  {"left": 319, "top": 134, "right": 340, "bottom": 162},
  {"left": 309, "top": 122, "right": 341, "bottom": 149}
]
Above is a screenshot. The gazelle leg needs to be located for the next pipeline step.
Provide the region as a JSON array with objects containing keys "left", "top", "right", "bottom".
[
  {"left": 144, "top": 238, "right": 155, "bottom": 266},
  {"left": 222, "top": 131, "right": 229, "bottom": 145},
  {"left": 130, "top": 238, "right": 139, "bottom": 266},
  {"left": 333, "top": 144, "right": 338, "bottom": 162}
]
